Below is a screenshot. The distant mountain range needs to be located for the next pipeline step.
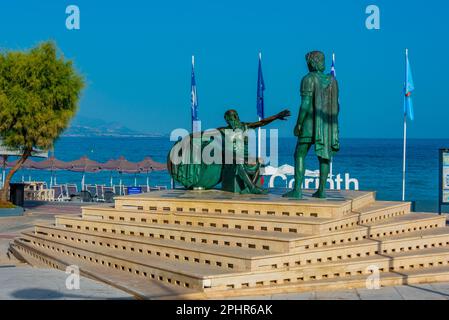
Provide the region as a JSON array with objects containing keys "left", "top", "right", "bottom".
[{"left": 63, "top": 116, "right": 166, "bottom": 137}]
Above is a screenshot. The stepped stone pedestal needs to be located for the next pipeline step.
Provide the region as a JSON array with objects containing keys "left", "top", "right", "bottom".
[{"left": 10, "top": 189, "right": 449, "bottom": 299}]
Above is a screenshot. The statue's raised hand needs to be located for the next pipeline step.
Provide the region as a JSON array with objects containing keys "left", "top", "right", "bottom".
[{"left": 276, "top": 109, "right": 291, "bottom": 121}]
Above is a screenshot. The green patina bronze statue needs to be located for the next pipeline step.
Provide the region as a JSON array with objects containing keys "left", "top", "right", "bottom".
[
  {"left": 218, "top": 109, "right": 290, "bottom": 194},
  {"left": 168, "top": 109, "right": 290, "bottom": 194},
  {"left": 283, "top": 51, "right": 340, "bottom": 199}
]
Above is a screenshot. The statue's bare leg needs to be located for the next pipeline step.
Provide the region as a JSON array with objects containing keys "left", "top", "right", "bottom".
[
  {"left": 236, "top": 164, "right": 267, "bottom": 194},
  {"left": 312, "top": 157, "right": 330, "bottom": 199},
  {"left": 283, "top": 142, "right": 311, "bottom": 199}
]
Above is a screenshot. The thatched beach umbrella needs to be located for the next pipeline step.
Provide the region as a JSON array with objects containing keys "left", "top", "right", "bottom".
[
  {"left": 66, "top": 156, "right": 102, "bottom": 190},
  {"left": 103, "top": 156, "right": 140, "bottom": 188},
  {"left": 6, "top": 159, "right": 40, "bottom": 183},
  {"left": 31, "top": 156, "right": 70, "bottom": 187},
  {"left": 7, "top": 158, "right": 39, "bottom": 169},
  {"left": 137, "top": 157, "right": 166, "bottom": 188}
]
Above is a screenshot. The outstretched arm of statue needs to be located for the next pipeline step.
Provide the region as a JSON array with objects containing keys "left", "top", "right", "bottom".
[
  {"left": 294, "top": 96, "right": 312, "bottom": 136},
  {"left": 247, "top": 109, "right": 291, "bottom": 129}
]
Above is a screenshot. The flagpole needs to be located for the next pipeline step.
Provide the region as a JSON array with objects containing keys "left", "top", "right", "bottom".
[
  {"left": 191, "top": 55, "right": 195, "bottom": 133},
  {"left": 402, "top": 48, "right": 408, "bottom": 202},
  {"left": 330, "top": 52, "right": 336, "bottom": 179},
  {"left": 257, "top": 52, "right": 262, "bottom": 163},
  {"left": 402, "top": 113, "right": 407, "bottom": 201}
]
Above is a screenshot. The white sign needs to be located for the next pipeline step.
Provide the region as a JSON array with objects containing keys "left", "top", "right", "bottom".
[{"left": 263, "top": 165, "right": 360, "bottom": 191}]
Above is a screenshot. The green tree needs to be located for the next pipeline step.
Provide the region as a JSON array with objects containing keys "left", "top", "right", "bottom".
[{"left": 0, "top": 41, "right": 84, "bottom": 203}]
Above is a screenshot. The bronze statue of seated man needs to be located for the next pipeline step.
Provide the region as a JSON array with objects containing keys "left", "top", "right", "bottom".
[
  {"left": 167, "top": 109, "right": 290, "bottom": 194},
  {"left": 218, "top": 109, "right": 290, "bottom": 194}
]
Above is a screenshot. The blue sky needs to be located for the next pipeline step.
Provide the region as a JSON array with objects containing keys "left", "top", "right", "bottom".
[{"left": 0, "top": 0, "right": 448, "bottom": 138}]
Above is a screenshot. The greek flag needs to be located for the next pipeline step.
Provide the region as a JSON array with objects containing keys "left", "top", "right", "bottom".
[
  {"left": 256, "top": 53, "right": 265, "bottom": 119},
  {"left": 404, "top": 50, "right": 415, "bottom": 121},
  {"left": 191, "top": 56, "right": 199, "bottom": 130}
]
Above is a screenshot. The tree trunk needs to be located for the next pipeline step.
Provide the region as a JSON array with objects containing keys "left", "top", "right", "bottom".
[{"left": 0, "top": 149, "right": 31, "bottom": 203}]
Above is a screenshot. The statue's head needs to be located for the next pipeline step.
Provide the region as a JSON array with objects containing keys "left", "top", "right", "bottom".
[
  {"left": 224, "top": 109, "right": 241, "bottom": 129},
  {"left": 306, "top": 51, "right": 325, "bottom": 72}
]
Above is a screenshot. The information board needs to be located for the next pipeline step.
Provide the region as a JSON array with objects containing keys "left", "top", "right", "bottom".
[
  {"left": 127, "top": 186, "right": 142, "bottom": 195},
  {"left": 439, "top": 149, "right": 449, "bottom": 214}
]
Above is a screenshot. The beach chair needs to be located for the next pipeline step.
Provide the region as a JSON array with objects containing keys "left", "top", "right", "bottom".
[
  {"left": 113, "top": 185, "right": 123, "bottom": 196},
  {"left": 61, "top": 184, "right": 70, "bottom": 200},
  {"left": 103, "top": 186, "right": 115, "bottom": 203},
  {"left": 86, "top": 185, "right": 97, "bottom": 201},
  {"left": 96, "top": 185, "right": 105, "bottom": 202},
  {"left": 80, "top": 190, "right": 93, "bottom": 203},
  {"left": 66, "top": 184, "right": 79, "bottom": 198},
  {"left": 62, "top": 185, "right": 72, "bottom": 201},
  {"left": 36, "top": 187, "right": 53, "bottom": 201},
  {"left": 140, "top": 185, "right": 149, "bottom": 193},
  {"left": 104, "top": 186, "right": 113, "bottom": 194},
  {"left": 35, "top": 182, "right": 53, "bottom": 201},
  {"left": 51, "top": 185, "right": 65, "bottom": 201}
]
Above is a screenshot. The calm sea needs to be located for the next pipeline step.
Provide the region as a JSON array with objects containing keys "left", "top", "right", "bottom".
[{"left": 8, "top": 137, "right": 449, "bottom": 210}]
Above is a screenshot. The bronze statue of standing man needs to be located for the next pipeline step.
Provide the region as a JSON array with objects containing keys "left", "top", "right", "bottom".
[{"left": 283, "top": 51, "right": 340, "bottom": 199}]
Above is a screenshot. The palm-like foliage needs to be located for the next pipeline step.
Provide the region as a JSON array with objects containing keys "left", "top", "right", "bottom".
[{"left": 0, "top": 41, "right": 84, "bottom": 202}]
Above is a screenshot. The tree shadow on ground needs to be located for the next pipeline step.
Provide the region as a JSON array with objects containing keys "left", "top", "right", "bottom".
[{"left": 11, "top": 288, "right": 131, "bottom": 300}]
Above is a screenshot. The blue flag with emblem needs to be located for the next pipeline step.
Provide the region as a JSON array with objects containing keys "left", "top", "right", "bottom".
[
  {"left": 404, "top": 50, "right": 415, "bottom": 121},
  {"left": 191, "top": 56, "right": 199, "bottom": 126},
  {"left": 256, "top": 53, "right": 265, "bottom": 119}
]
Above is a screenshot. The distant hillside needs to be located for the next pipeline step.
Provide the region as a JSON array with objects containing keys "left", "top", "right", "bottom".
[{"left": 63, "top": 116, "right": 166, "bottom": 137}]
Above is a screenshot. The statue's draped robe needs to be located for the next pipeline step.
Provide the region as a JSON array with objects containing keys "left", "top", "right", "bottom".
[
  {"left": 220, "top": 123, "right": 261, "bottom": 193},
  {"left": 298, "top": 72, "right": 340, "bottom": 160}
]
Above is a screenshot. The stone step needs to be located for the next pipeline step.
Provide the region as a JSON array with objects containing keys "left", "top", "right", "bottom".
[
  {"left": 21, "top": 225, "right": 449, "bottom": 277},
  {"left": 55, "top": 215, "right": 300, "bottom": 252},
  {"left": 354, "top": 200, "right": 410, "bottom": 214},
  {"left": 14, "top": 235, "right": 449, "bottom": 300},
  {"left": 254, "top": 227, "right": 449, "bottom": 271},
  {"left": 292, "top": 213, "right": 447, "bottom": 250},
  {"left": 197, "top": 247, "right": 449, "bottom": 290},
  {"left": 112, "top": 189, "right": 376, "bottom": 219},
  {"left": 316, "top": 201, "right": 411, "bottom": 234},
  {"left": 80, "top": 200, "right": 411, "bottom": 236},
  {"left": 14, "top": 234, "right": 231, "bottom": 290},
  {"left": 32, "top": 221, "right": 449, "bottom": 273},
  {"left": 163, "top": 266, "right": 449, "bottom": 300},
  {"left": 9, "top": 240, "right": 199, "bottom": 299},
  {"left": 33, "top": 224, "right": 277, "bottom": 271},
  {"left": 81, "top": 205, "right": 331, "bottom": 235},
  {"left": 53, "top": 212, "right": 445, "bottom": 255},
  {"left": 13, "top": 232, "right": 449, "bottom": 292},
  {"left": 349, "top": 201, "right": 411, "bottom": 222}
]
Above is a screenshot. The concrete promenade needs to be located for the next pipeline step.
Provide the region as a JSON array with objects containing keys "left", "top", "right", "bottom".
[
  {"left": 1, "top": 263, "right": 448, "bottom": 300},
  {"left": 234, "top": 282, "right": 449, "bottom": 300},
  {"left": 0, "top": 265, "right": 132, "bottom": 300},
  {"left": 1, "top": 201, "right": 133, "bottom": 299}
]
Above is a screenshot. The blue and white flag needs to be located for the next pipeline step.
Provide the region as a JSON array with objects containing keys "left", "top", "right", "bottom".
[
  {"left": 191, "top": 56, "right": 199, "bottom": 129},
  {"left": 404, "top": 50, "right": 415, "bottom": 121},
  {"left": 256, "top": 53, "right": 265, "bottom": 119}
]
